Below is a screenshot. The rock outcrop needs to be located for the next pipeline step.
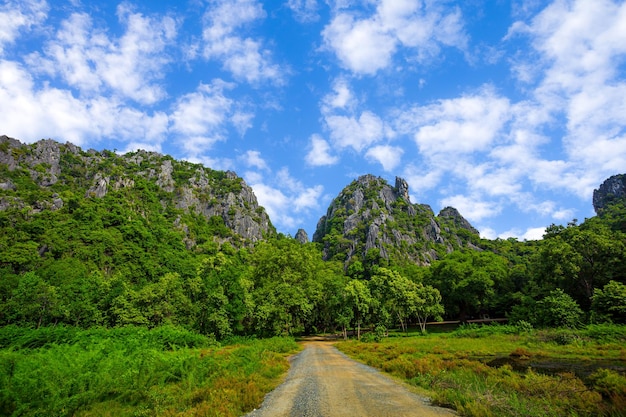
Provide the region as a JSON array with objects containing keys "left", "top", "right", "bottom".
[
  {"left": 593, "top": 174, "right": 626, "bottom": 214},
  {"left": 295, "top": 229, "right": 309, "bottom": 244},
  {"left": 0, "top": 135, "right": 274, "bottom": 244},
  {"left": 313, "top": 175, "right": 480, "bottom": 265}
]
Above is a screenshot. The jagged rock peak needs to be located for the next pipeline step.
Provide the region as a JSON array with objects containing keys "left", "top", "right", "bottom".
[
  {"left": 593, "top": 174, "right": 626, "bottom": 214},
  {"left": 295, "top": 228, "right": 309, "bottom": 244},
  {"left": 313, "top": 174, "right": 480, "bottom": 265},
  {"left": 395, "top": 176, "right": 410, "bottom": 201},
  {"left": 0, "top": 136, "right": 275, "bottom": 243},
  {"left": 438, "top": 207, "right": 479, "bottom": 235}
]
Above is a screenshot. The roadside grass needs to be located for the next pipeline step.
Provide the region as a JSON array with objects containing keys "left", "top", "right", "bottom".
[
  {"left": 337, "top": 323, "right": 626, "bottom": 417},
  {"left": 0, "top": 326, "right": 300, "bottom": 417}
]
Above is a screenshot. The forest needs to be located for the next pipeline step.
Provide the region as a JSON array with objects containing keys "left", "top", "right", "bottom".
[
  {"left": 1, "top": 138, "right": 625, "bottom": 415},
  {"left": 0, "top": 140, "right": 625, "bottom": 338},
  {"left": 2, "top": 205, "right": 625, "bottom": 339}
]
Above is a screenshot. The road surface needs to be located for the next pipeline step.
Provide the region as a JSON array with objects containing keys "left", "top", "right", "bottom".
[{"left": 245, "top": 341, "right": 456, "bottom": 417}]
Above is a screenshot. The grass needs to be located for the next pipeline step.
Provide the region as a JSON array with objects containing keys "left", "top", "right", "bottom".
[
  {"left": 0, "top": 326, "right": 300, "bottom": 417},
  {"left": 336, "top": 323, "right": 626, "bottom": 417}
]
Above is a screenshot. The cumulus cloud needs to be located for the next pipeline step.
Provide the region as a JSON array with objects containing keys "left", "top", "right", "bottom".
[
  {"left": 326, "top": 110, "right": 385, "bottom": 152},
  {"left": 507, "top": 0, "right": 626, "bottom": 197},
  {"left": 244, "top": 162, "right": 325, "bottom": 231},
  {"left": 202, "top": 0, "right": 284, "bottom": 84},
  {"left": 170, "top": 81, "right": 235, "bottom": 156},
  {"left": 441, "top": 194, "right": 502, "bottom": 223},
  {"left": 322, "top": 0, "right": 467, "bottom": 75},
  {"left": 242, "top": 150, "right": 269, "bottom": 170},
  {"left": 27, "top": 5, "right": 177, "bottom": 104},
  {"left": 365, "top": 145, "right": 403, "bottom": 171},
  {"left": 0, "top": 60, "right": 168, "bottom": 146},
  {"left": 405, "top": 87, "right": 511, "bottom": 157},
  {"left": 305, "top": 134, "right": 339, "bottom": 166},
  {"left": 0, "top": 0, "right": 48, "bottom": 55},
  {"left": 321, "top": 77, "right": 355, "bottom": 113}
]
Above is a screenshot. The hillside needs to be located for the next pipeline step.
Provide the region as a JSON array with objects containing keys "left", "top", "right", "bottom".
[
  {"left": 0, "top": 135, "right": 274, "bottom": 246},
  {"left": 1, "top": 135, "right": 625, "bottom": 336},
  {"left": 313, "top": 175, "right": 480, "bottom": 265}
]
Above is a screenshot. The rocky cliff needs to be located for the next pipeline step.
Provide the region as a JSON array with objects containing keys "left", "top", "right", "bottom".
[
  {"left": 0, "top": 136, "right": 274, "bottom": 245},
  {"left": 593, "top": 174, "right": 626, "bottom": 214},
  {"left": 312, "top": 175, "right": 480, "bottom": 265}
]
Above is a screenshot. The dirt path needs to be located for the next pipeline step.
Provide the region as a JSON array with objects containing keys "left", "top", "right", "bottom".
[{"left": 245, "top": 341, "right": 456, "bottom": 417}]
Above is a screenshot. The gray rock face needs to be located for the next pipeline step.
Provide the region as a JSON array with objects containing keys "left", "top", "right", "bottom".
[
  {"left": 437, "top": 206, "right": 479, "bottom": 235},
  {"left": 593, "top": 174, "right": 626, "bottom": 214},
  {"left": 313, "top": 174, "right": 479, "bottom": 265},
  {"left": 0, "top": 136, "right": 274, "bottom": 244},
  {"left": 295, "top": 229, "right": 309, "bottom": 244}
]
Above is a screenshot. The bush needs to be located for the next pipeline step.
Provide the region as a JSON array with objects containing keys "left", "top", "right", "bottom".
[
  {"left": 589, "top": 368, "right": 626, "bottom": 399},
  {"left": 512, "top": 289, "right": 584, "bottom": 329},
  {"left": 592, "top": 281, "right": 626, "bottom": 324},
  {"left": 536, "top": 289, "right": 583, "bottom": 328}
]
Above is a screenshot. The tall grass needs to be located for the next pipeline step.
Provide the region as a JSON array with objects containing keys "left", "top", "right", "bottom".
[
  {"left": 337, "top": 323, "right": 626, "bottom": 417},
  {"left": 0, "top": 326, "right": 299, "bottom": 416}
]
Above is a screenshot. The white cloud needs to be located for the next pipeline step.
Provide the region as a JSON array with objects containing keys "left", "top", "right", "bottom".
[
  {"left": 202, "top": 0, "right": 284, "bottom": 84},
  {"left": 365, "top": 145, "right": 403, "bottom": 171},
  {"left": 507, "top": 0, "right": 626, "bottom": 199},
  {"left": 0, "top": 60, "right": 168, "bottom": 146},
  {"left": 497, "top": 226, "right": 546, "bottom": 241},
  {"left": 326, "top": 110, "right": 385, "bottom": 152},
  {"left": 242, "top": 150, "right": 269, "bottom": 170},
  {"left": 294, "top": 184, "right": 324, "bottom": 212},
  {"left": 401, "top": 164, "right": 443, "bottom": 196},
  {"left": 245, "top": 164, "right": 324, "bottom": 231},
  {"left": 409, "top": 87, "right": 511, "bottom": 156},
  {"left": 322, "top": 13, "right": 396, "bottom": 75},
  {"left": 286, "top": 0, "right": 319, "bottom": 23},
  {"left": 321, "top": 77, "right": 355, "bottom": 112},
  {"left": 27, "top": 6, "right": 177, "bottom": 104},
  {"left": 322, "top": 0, "right": 467, "bottom": 75},
  {"left": 305, "top": 134, "right": 339, "bottom": 166},
  {"left": 249, "top": 182, "right": 295, "bottom": 228},
  {"left": 440, "top": 194, "right": 502, "bottom": 223},
  {"left": 170, "top": 82, "right": 234, "bottom": 155},
  {"left": 0, "top": 0, "right": 48, "bottom": 55}
]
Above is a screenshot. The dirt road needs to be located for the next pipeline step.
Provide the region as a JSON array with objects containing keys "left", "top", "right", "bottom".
[{"left": 245, "top": 341, "right": 456, "bottom": 417}]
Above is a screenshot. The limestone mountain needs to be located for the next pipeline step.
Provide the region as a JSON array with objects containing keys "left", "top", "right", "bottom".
[
  {"left": 312, "top": 174, "right": 480, "bottom": 266},
  {"left": 0, "top": 136, "right": 274, "bottom": 250},
  {"left": 593, "top": 173, "right": 626, "bottom": 214}
]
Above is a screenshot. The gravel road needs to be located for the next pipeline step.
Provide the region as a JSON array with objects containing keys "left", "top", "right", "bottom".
[{"left": 245, "top": 341, "right": 456, "bottom": 417}]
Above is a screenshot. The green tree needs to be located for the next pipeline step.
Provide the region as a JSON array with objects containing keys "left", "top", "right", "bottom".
[
  {"left": 414, "top": 283, "right": 444, "bottom": 333},
  {"left": 535, "top": 289, "right": 583, "bottom": 328},
  {"left": 591, "top": 280, "right": 626, "bottom": 324},
  {"left": 428, "top": 251, "right": 508, "bottom": 320},
  {"left": 344, "top": 279, "right": 373, "bottom": 340},
  {"left": 9, "top": 272, "right": 60, "bottom": 327}
]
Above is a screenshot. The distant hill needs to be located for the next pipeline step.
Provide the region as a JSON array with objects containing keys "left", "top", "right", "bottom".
[
  {"left": 0, "top": 135, "right": 274, "bottom": 248},
  {"left": 312, "top": 174, "right": 480, "bottom": 265}
]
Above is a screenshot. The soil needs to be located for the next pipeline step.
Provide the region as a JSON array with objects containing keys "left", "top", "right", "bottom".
[{"left": 245, "top": 341, "right": 456, "bottom": 417}]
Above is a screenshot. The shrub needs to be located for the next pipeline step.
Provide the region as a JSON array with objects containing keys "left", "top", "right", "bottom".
[
  {"left": 535, "top": 289, "right": 583, "bottom": 328},
  {"left": 591, "top": 281, "right": 626, "bottom": 324},
  {"left": 589, "top": 368, "right": 626, "bottom": 399}
]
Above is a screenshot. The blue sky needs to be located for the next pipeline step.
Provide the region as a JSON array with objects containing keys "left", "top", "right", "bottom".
[{"left": 2, "top": 0, "right": 626, "bottom": 241}]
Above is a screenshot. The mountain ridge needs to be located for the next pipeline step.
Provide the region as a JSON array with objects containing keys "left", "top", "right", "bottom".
[
  {"left": 0, "top": 135, "right": 275, "bottom": 247},
  {"left": 312, "top": 174, "right": 481, "bottom": 266}
]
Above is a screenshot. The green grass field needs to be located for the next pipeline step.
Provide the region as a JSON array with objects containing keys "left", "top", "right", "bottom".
[
  {"left": 337, "top": 324, "right": 626, "bottom": 417},
  {"left": 0, "top": 326, "right": 300, "bottom": 417}
]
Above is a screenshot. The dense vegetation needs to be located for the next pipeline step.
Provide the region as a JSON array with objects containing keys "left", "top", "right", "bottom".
[
  {"left": 1, "top": 138, "right": 625, "bottom": 415},
  {"left": 0, "top": 325, "right": 299, "bottom": 416}
]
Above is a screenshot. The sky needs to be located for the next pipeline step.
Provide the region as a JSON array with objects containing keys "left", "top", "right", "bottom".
[{"left": 1, "top": 0, "right": 626, "bottom": 241}]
